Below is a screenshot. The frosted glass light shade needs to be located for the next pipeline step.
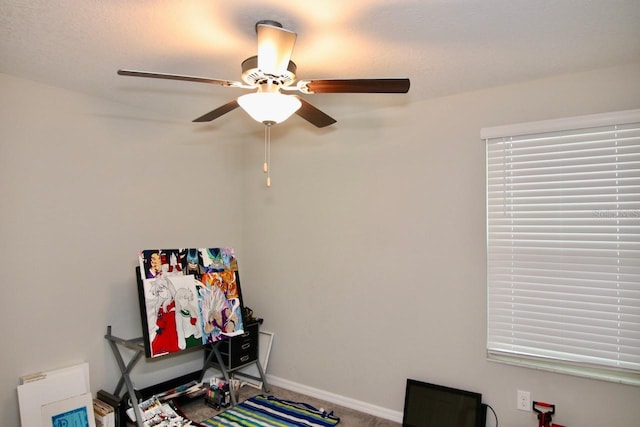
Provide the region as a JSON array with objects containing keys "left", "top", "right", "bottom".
[{"left": 238, "top": 92, "right": 302, "bottom": 124}]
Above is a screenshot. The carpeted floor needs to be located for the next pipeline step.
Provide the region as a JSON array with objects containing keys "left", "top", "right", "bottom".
[{"left": 177, "top": 383, "right": 400, "bottom": 426}]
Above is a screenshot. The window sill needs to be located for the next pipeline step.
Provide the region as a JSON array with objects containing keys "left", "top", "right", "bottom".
[{"left": 487, "top": 352, "right": 640, "bottom": 387}]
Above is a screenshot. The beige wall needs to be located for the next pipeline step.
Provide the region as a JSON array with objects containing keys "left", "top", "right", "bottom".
[
  {"left": 0, "top": 73, "right": 245, "bottom": 426},
  {"left": 240, "top": 63, "right": 640, "bottom": 426},
  {"left": 1, "top": 62, "right": 639, "bottom": 426}
]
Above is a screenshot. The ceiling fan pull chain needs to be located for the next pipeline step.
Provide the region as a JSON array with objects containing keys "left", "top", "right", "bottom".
[
  {"left": 265, "top": 124, "right": 272, "bottom": 188},
  {"left": 263, "top": 125, "right": 269, "bottom": 173}
]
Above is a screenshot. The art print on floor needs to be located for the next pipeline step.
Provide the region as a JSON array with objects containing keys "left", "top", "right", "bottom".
[
  {"left": 41, "top": 392, "right": 96, "bottom": 427},
  {"left": 137, "top": 248, "right": 245, "bottom": 358}
]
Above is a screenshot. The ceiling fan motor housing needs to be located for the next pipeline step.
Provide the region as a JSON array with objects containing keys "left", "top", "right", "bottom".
[{"left": 241, "top": 55, "right": 297, "bottom": 87}]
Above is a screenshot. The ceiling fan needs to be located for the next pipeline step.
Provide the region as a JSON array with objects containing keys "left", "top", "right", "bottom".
[
  {"left": 118, "top": 20, "right": 410, "bottom": 186},
  {"left": 117, "top": 20, "right": 410, "bottom": 128}
]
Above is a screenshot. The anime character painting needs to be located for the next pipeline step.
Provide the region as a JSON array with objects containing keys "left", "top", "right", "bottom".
[
  {"left": 147, "top": 276, "right": 180, "bottom": 356},
  {"left": 199, "top": 270, "right": 244, "bottom": 343},
  {"left": 141, "top": 249, "right": 163, "bottom": 279},
  {"left": 137, "top": 247, "right": 245, "bottom": 358},
  {"left": 175, "top": 286, "right": 202, "bottom": 349}
]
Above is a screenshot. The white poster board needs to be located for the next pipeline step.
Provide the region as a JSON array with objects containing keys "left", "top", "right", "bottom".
[{"left": 18, "top": 362, "right": 91, "bottom": 427}]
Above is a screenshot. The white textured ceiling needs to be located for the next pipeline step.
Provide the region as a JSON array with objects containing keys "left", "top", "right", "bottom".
[{"left": 2, "top": 0, "right": 639, "bottom": 128}]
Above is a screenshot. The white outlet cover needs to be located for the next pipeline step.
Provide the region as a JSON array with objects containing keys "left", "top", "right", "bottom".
[{"left": 517, "top": 390, "right": 531, "bottom": 411}]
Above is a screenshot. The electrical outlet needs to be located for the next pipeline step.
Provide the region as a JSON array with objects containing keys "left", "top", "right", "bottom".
[{"left": 517, "top": 390, "right": 531, "bottom": 411}]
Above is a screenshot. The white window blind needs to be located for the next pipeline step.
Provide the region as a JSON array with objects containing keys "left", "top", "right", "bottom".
[{"left": 483, "top": 109, "right": 640, "bottom": 383}]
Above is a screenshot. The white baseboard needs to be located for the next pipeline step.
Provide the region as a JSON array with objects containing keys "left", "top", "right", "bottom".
[{"left": 265, "top": 374, "right": 403, "bottom": 424}]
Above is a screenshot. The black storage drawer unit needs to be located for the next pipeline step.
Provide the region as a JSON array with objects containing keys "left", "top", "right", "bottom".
[{"left": 210, "top": 321, "right": 259, "bottom": 370}]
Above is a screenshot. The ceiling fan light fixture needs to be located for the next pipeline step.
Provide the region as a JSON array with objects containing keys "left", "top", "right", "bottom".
[{"left": 238, "top": 92, "right": 301, "bottom": 124}]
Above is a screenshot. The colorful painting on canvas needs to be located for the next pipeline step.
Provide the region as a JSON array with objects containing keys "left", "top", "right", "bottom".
[{"left": 136, "top": 248, "right": 245, "bottom": 358}]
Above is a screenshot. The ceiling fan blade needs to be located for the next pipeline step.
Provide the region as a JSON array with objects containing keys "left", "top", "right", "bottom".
[
  {"left": 300, "top": 78, "right": 410, "bottom": 94},
  {"left": 295, "top": 97, "right": 337, "bottom": 128},
  {"left": 257, "top": 23, "right": 297, "bottom": 76},
  {"left": 193, "top": 100, "right": 240, "bottom": 122},
  {"left": 117, "top": 69, "right": 247, "bottom": 88}
]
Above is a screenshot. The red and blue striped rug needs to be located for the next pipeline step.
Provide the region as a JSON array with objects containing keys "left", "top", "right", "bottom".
[{"left": 201, "top": 395, "right": 341, "bottom": 427}]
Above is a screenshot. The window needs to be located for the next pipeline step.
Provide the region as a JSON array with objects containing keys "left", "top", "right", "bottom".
[{"left": 482, "top": 109, "right": 640, "bottom": 385}]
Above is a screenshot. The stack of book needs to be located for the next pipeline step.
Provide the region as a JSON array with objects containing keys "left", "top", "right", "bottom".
[{"left": 93, "top": 398, "right": 115, "bottom": 427}]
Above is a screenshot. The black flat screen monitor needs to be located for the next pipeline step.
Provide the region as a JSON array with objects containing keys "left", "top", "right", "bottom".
[{"left": 402, "top": 379, "right": 485, "bottom": 427}]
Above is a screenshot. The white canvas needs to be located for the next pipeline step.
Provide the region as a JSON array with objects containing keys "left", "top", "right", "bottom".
[{"left": 18, "top": 362, "right": 91, "bottom": 427}]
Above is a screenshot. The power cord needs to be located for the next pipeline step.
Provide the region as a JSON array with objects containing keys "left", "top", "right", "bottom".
[{"left": 484, "top": 403, "right": 499, "bottom": 427}]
